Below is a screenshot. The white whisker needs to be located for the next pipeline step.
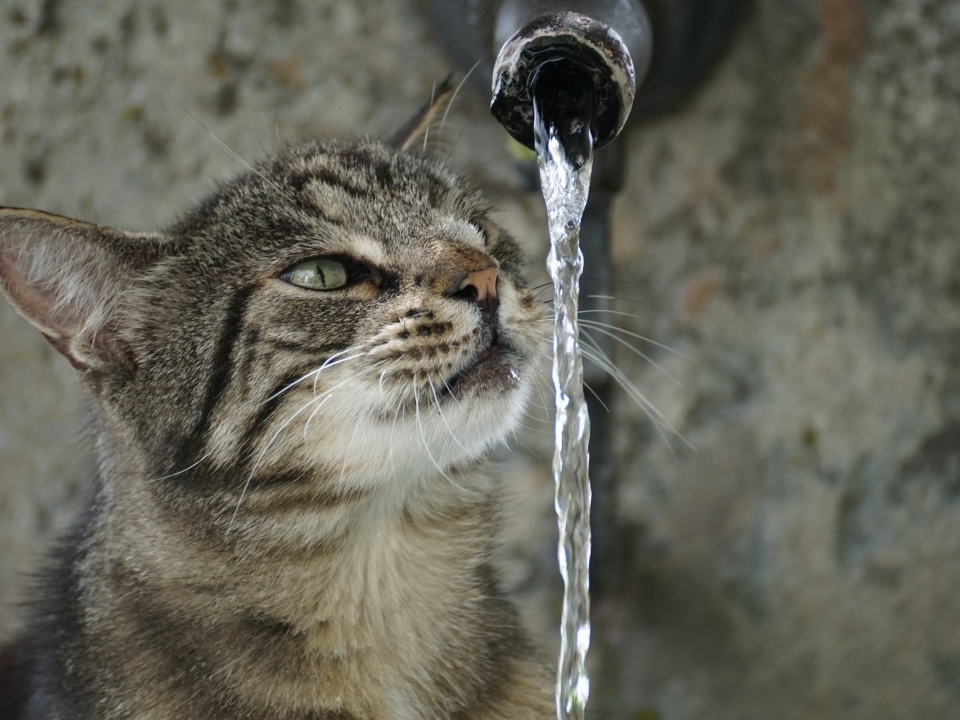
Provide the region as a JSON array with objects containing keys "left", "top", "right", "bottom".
[
  {"left": 440, "top": 376, "right": 464, "bottom": 409},
  {"left": 438, "top": 60, "right": 480, "bottom": 140},
  {"left": 422, "top": 78, "right": 438, "bottom": 154},
  {"left": 167, "top": 91, "right": 300, "bottom": 208},
  {"left": 580, "top": 338, "right": 694, "bottom": 454},
  {"left": 302, "top": 378, "right": 354, "bottom": 440},
  {"left": 582, "top": 379, "right": 611, "bottom": 413},
  {"left": 313, "top": 351, "right": 366, "bottom": 395},
  {"left": 580, "top": 322, "right": 684, "bottom": 386},
  {"left": 578, "top": 317, "right": 691, "bottom": 359},
  {"left": 265, "top": 350, "right": 360, "bottom": 403},
  {"left": 148, "top": 452, "right": 212, "bottom": 482},
  {"left": 413, "top": 382, "right": 467, "bottom": 492},
  {"left": 428, "top": 379, "right": 468, "bottom": 452}
]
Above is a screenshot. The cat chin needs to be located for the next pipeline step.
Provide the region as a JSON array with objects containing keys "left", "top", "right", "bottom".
[
  {"left": 443, "top": 345, "right": 522, "bottom": 400},
  {"left": 286, "top": 370, "right": 533, "bottom": 489}
]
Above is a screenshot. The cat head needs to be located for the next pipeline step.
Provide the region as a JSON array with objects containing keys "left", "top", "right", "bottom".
[{"left": 0, "top": 95, "right": 548, "bottom": 543}]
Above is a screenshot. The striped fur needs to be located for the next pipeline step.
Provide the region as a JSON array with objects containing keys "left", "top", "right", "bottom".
[{"left": 0, "top": 138, "right": 552, "bottom": 718}]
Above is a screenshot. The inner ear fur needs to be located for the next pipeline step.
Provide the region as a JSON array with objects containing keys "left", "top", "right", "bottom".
[
  {"left": 0, "top": 207, "right": 168, "bottom": 373},
  {"left": 387, "top": 75, "right": 457, "bottom": 153}
]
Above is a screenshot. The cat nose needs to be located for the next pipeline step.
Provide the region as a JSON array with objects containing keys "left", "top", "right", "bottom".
[{"left": 451, "top": 266, "right": 499, "bottom": 313}]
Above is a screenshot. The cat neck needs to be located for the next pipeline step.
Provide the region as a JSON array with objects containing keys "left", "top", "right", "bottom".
[
  {"left": 68, "top": 460, "right": 518, "bottom": 717},
  {"left": 100, "top": 458, "right": 502, "bottom": 623}
]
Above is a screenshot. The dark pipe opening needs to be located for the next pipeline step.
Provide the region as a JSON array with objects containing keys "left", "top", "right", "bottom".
[{"left": 530, "top": 57, "right": 597, "bottom": 168}]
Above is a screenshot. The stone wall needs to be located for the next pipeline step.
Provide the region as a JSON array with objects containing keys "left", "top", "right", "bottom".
[{"left": 2, "top": 1, "right": 959, "bottom": 718}]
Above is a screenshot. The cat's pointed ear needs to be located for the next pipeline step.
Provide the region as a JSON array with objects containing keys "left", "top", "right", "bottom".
[
  {"left": 0, "top": 207, "right": 167, "bottom": 373},
  {"left": 388, "top": 75, "right": 456, "bottom": 153}
]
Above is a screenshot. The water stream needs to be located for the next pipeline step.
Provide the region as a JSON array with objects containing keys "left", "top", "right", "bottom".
[{"left": 532, "top": 61, "right": 595, "bottom": 720}]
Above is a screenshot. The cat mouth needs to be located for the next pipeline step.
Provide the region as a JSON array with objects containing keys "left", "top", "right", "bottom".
[{"left": 444, "top": 333, "right": 520, "bottom": 399}]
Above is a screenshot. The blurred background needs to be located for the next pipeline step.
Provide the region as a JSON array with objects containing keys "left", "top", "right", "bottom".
[{"left": 2, "top": 1, "right": 960, "bottom": 718}]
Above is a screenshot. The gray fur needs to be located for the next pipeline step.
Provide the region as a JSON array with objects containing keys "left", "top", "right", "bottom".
[{"left": 0, "top": 129, "right": 552, "bottom": 719}]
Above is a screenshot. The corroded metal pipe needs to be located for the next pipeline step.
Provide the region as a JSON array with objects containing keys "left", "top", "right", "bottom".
[
  {"left": 428, "top": 0, "right": 741, "bottom": 140},
  {"left": 490, "top": 2, "right": 653, "bottom": 150}
]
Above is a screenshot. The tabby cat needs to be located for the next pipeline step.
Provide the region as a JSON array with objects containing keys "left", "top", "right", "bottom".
[{"left": 0, "top": 89, "right": 553, "bottom": 719}]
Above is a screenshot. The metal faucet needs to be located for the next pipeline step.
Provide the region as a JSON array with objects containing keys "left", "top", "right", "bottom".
[
  {"left": 489, "top": 1, "right": 653, "bottom": 151},
  {"left": 428, "top": 0, "right": 741, "bottom": 597}
]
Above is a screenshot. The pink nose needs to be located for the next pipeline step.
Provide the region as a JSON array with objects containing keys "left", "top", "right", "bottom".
[{"left": 456, "top": 267, "right": 499, "bottom": 311}]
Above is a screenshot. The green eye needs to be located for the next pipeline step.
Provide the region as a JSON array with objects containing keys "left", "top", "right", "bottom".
[{"left": 283, "top": 259, "right": 349, "bottom": 290}]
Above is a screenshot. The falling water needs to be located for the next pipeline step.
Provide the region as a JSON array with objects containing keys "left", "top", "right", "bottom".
[{"left": 532, "top": 60, "right": 595, "bottom": 720}]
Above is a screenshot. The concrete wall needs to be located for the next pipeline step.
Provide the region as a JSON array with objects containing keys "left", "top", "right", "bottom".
[{"left": 2, "top": 1, "right": 960, "bottom": 718}]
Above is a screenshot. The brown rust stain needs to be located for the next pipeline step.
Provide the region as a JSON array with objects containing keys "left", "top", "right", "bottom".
[
  {"left": 681, "top": 269, "right": 725, "bottom": 323},
  {"left": 780, "top": 0, "right": 867, "bottom": 192},
  {"left": 268, "top": 57, "right": 306, "bottom": 93}
]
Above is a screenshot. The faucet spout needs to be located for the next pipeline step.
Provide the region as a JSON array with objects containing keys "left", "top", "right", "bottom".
[{"left": 490, "top": 3, "right": 652, "bottom": 150}]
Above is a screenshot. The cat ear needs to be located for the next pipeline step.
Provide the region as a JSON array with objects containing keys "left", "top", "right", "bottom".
[
  {"left": 388, "top": 75, "right": 456, "bottom": 153},
  {"left": 0, "top": 207, "right": 167, "bottom": 373}
]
